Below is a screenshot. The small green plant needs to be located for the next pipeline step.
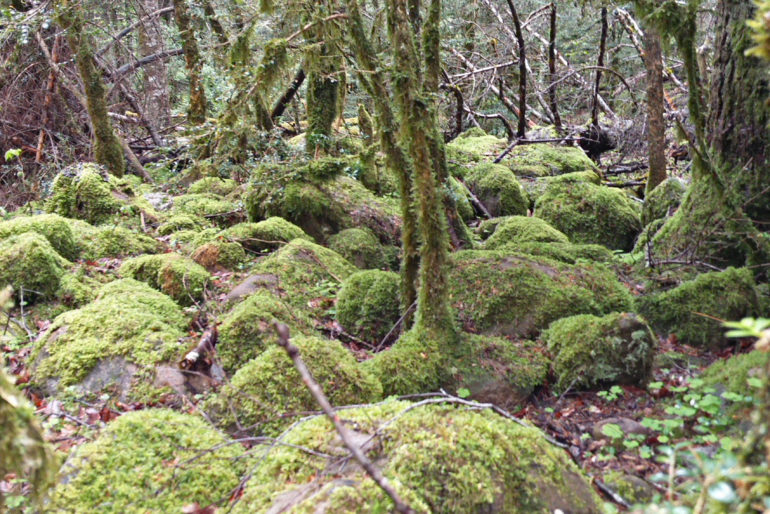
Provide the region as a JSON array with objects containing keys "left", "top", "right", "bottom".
[{"left": 597, "top": 385, "right": 625, "bottom": 402}]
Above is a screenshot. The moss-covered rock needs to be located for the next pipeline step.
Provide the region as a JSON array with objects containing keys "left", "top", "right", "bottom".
[
  {"left": 171, "top": 194, "right": 241, "bottom": 227},
  {"left": 447, "top": 176, "right": 475, "bottom": 221},
  {"left": 0, "top": 232, "right": 70, "bottom": 300},
  {"left": 191, "top": 240, "right": 247, "bottom": 270},
  {"left": 30, "top": 279, "right": 186, "bottom": 394},
  {"left": 48, "top": 409, "right": 244, "bottom": 512},
  {"left": 188, "top": 176, "right": 238, "bottom": 196},
  {"left": 57, "top": 270, "right": 100, "bottom": 306},
  {"left": 494, "top": 241, "right": 615, "bottom": 264},
  {"left": 484, "top": 216, "right": 569, "bottom": 250},
  {"left": 119, "top": 253, "right": 211, "bottom": 305},
  {"left": 508, "top": 144, "right": 597, "bottom": 177},
  {"left": 446, "top": 131, "right": 508, "bottom": 173},
  {"left": 449, "top": 250, "right": 633, "bottom": 338},
  {"left": 232, "top": 399, "right": 601, "bottom": 513},
  {"left": 217, "top": 290, "right": 318, "bottom": 373},
  {"left": 205, "top": 336, "right": 382, "bottom": 434},
  {"left": 68, "top": 220, "right": 160, "bottom": 259},
  {"left": 168, "top": 228, "right": 219, "bottom": 252},
  {"left": 544, "top": 312, "right": 656, "bottom": 393},
  {"left": 157, "top": 214, "right": 210, "bottom": 236},
  {"left": 632, "top": 218, "right": 666, "bottom": 254},
  {"left": 0, "top": 214, "right": 78, "bottom": 260},
  {"left": 465, "top": 163, "right": 529, "bottom": 217},
  {"left": 219, "top": 217, "right": 311, "bottom": 253},
  {"left": 328, "top": 228, "right": 388, "bottom": 270},
  {"left": 336, "top": 270, "right": 400, "bottom": 343},
  {"left": 534, "top": 181, "right": 642, "bottom": 251},
  {"left": 548, "top": 170, "right": 602, "bottom": 184},
  {"left": 635, "top": 267, "right": 760, "bottom": 348},
  {"left": 602, "top": 471, "right": 656, "bottom": 504},
  {"left": 700, "top": 350, "right": 770, "bottom": 397},
  {"left": 642, "top": 177, "right": 686, "bottom": 226},
  {"left": 46, "top": 163, "right": 122, "bottom": 225}
]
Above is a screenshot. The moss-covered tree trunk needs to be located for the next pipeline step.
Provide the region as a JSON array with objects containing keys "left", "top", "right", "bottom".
[
  {"left": 57, "top": 1, "right": 126, "bottom": 177},
  {"left": 643, "top": 27, "right": 666, "bottom": 194},
  {"left": 305, "top": 66, "right": 340, "bottom": 155},
  {"left": 173, "top": 0, "right": 207, "bottom": 124}
]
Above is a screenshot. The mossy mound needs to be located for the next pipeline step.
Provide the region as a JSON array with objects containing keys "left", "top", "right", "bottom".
[
  {"left": 0, "top": 232, "right": 70, "bottom": 300},
  {"left": 119, "top": 253, "right": 211, "bottom": 305},
  {"left": 465, "top": 163, "right": 529, "bottom": 217},
  {"left": 447, "top": 176, "right": 475, "bottom": 221},
  {"left": 205, "top": 336, "right": 382, "bottom": 434},
  {"left": 328, "top": 228, "right": 388, "bottom": 270},
  {"left": 449, "top": 250, "right": 633, "bottom": 338},
  {"left": 508, "top": 144, "right": 597, "bottom": 177},
  {"left": 46, "top": 163, "right": 122, "bottom": 225},
  {"left": 635, "top": 267, "right": 760, "bottom": 348},
  {"left": 496, "top": 241, "right": 614, "bottom": 264},
  {"left": 30, "top": 279, "right": 186, "bottom": 394},
  {"left": 157, "top": 214, "right": 210, "bottom": 236},
  {"left": 544, "top": 312, "right": 656, "bottom": 393},
  {"left": 48, "top": 409, "right": 244, "bottom": 513},
  {"left": 642, "top": 177, "right": 686, "bottom": 226},
  {"left": 57, "top": 271, "right": 100, "bottom": 306},
  {"left": 0, "top": 214, "right": 78, "bottom": 259},
  {"left": 168, "top": 228, "right": 219, "bottom": 252},
  {"left": 336, "top": 270, "right": 400, "bottom": 343},
  {"left": 700, "top": 350, "right": 770, "bottom": 397},
  {"left": 484, "top": 216, "right": 570, "bottom": 249},
  {"left": 218, "top": 217, "right": 311, "bottom": 253},
  {"left": 188, "top": 176, "right": 238, "bottom": 196},
  {"left": 446, "top": 131, "right": 507, "bottom": 172},
  {"left": 191, "top": 240, "right": 247, "bottom": 270},
  {"left": 534, "top": 181, "right": 642, "bottom": 251},
  {"left": 171, "top": 194, "right": 240, "bottom": 227},
  {"left": 548, "top": 170, "right": 602, "bottom": 184},
  {"left": 217, "top": 290, "right": 317, "bottom": 373},
  {"left": 68, "top": 220, "right": 160, "bottom": 259},
  {"left": 232, "top": 400, "right": 601, "bottom": 513},
  {"left": 632, "top": 218, "right": 666, "bottom": 254}
]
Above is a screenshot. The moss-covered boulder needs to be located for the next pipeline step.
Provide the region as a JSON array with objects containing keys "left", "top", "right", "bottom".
[
  {"left": 700, "top": 350, "right": 770, "bottom": 397},
  {"left": 232, "top": 400, "right": 601, "bottom": 513},
  {"left": 636, "top": 267, "right": 760, "bottom": 348},
  {"left": 534, "top": 181, "right": 642, "bottom": 251},
  {"left": 48, "top": 409, "right": 244, "bottom": 512},
  {"left": 446, "top": 129, "right": 508, "bottom": 172},
  {"left": 508, "top": 144, "right": 597, "bottom": 177},
  {"left": 168, "top": 227, "right": 219, "bottom": 253},
  {"left": 46, "top": 163, "right": 122, "bottom": 225},
  {"left": 449, "top": 250, "right": 632, "bottom": 338},
  {"left": 632, "top": 218, "right": 666, "bottom": 254},
  {"left": 57, "top": 271, "right": 101, "bottom": 306},
  {"left": 68, "top": 220, "right": 160, "bottom": 259},
  {"left": 336, "top": 270, "right": 400, "bottom": 343},
  {"left": 217, "top": 290, "right": 318, "bottom": 373},
  {"left": 0, "top": 214, "right": 78, "bottom": 259},
  {"left": 0, "top": 233, "right": 70, "bottom": 300},
  {"left": 495, "top": 241, "right": 614, "bottom": 264},
  {"left": 171, "top": 194, "right": 241, "bottom": 227},
  {"left": 191, "top": 240, "right": 247, "bottom": 270},
  {"left": 30, "top": 279, "right": 186, "bottom": 396},
  {"left": 642, "top": 177, "right": 686, "bottom": 226},
  {"left": 205, "top": 336, "right": 382, "bottom": 434},
  {"left": 188, "top": 176, "right": 238, "bottom": 196},
  {"left": 157, "top": 214, "right": 210, "bottom": 236},
  {"left": 544, "top": 312, "right": 656, "bottom": 393},
  {"left": 447, "top": 176, "right": 475, "bottom": 221},
  {"left": 484, "top": 216, "right": 569, "bottom": 250},
  {"left": 328, "top": 228, "right": 388, "bottom": 270},
  {"left": 119, "top": 252, "right": 210, "bottom": 305},
  {"left": 465, "top": 164, "right": 529, "bottom": 217},
  {"left": 219, "top": 217, "right": 311, "bottom": 253}
]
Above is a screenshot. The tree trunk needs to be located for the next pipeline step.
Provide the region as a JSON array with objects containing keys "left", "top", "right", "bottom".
[
  {"left": 548, "top": 3, "right": 561, "bottom": 131},
  {"left": 643, "top": 27, "right": 666, "bottom": 194},
  {"left": 139, "top": 0, "right": 171, "bottom": 130},
  {"left": 505, "top": 0, "right": 527, "bottom": 138},
  {"left": 173, "top": 0, "right": 206, "bottom": 124},
  {"left": 591, "top": 7, "right": 608, "bottom": 128}
]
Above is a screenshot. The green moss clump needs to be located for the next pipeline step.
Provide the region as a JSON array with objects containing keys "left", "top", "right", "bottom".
[
  {"left": 157, "top": 214, "right": 210, "bottom": 236},
  {"left": 57, "top": 271, "right": 100, "bottom": 306},
  {"left": 642, "top": 177, "right": 686, "bottom": 225},
  {"left": 119, "top": 253, "right": 211, "bottom": 305},
  {"left": 635, "top": 268, "right": 760, "bottom": 348},
  {"left": 534, "top": 181, "right": 642, "bottom": 251},
  {"left": 0, "top": 233, "right": 70, "bottom": 300},
  {"left": 68, "top": 220, "right": 160, "bottom": 259},
  {"left": 328, "top": 228, "right": 388, "bottom": 270},
  {"left": 602, "top": 471, "right": 656, "bottom": 504},
  {"left": 484, "top": 216, "right": 569, "bottom": 249},
  {"left": 495, "top": 241, "right": 614, "bottom": 264},
  {"left": 336, "top": 270, "right": 400, "bottom": 342},
  {"left": 446, "top": 131, "right": 508, "bottom": 174},
  {"left": 168, "top": 228, "right": 219, "bottom": 252},
  {"left": 544, "top": 312, "right": 656, "bottom": 393},
  {"left": 206, "top": 336, "right": 382, "bottom": 434},
  {"left": 447, "top": 176, "right": 475, "bottom": 221},
  {"left": 46, "top": 163, "right": 122, "bottom": 225},
  {"left": 632, "top": 218, "right": 666, "bottom": 254},
  {"left": 548, "top": 170, "right": 602, "bottom": 184},
  {"left": 30, "top": 279, "right": 186, "bottom": 389},
  {"left": 217, "top": 290, "right": 317, "bottom": 373},
  {"left": 508, "top": 144, "right": 597, "bottom": 177},
  {"left": 188, "top": 176, "right": 238, "bottom": 196},
  {"left": 218, "top": 217, "right": 311, "bottom": 253},
  {"left": 171, "top": 194, "right": 239, "bottom": 226},
  {"left": 48, "top": 409, "right": 244, "bottom": 513},
  {"left": 700, "top": 350, "right": 770, "bottom": 397},
  {"left": 232, "top": 399, "right": 601, "bottom": 513},
  {"left": 191, "top": 240, "right": 247, "bottom": 270},
  {"left": 449, "top": 250, "right": 632, "bottom": 338},
  {"left": 0, "top": 214, "right": 78, "bottom": 259},
  {"left": 466, "top": 163, "right": 529, "bottom": 217}
]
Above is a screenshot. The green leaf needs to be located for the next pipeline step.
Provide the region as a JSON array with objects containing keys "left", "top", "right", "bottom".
[
  {"left": 747, "top": 377, "right": 763, "bottom": 388},
  {"left": 4, "top": 148, "right": 21, "bottom": 161},
  {"left": 601, "top": 423, "right": 624, "bottom": 440},
  {"left": 456, "top": 387, "right": 471, "bottom": 399}
]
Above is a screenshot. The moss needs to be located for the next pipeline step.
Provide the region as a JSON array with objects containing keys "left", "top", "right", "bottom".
[
  {"left": 544, "top": 312, "right": 656, "bottom": 393},
  {"left": 171, "top": 194, "right": 239, "bottom": 227},
  {"left": 602, "top": 471, "right": 656, "bottom": 504},
  {"left": 635, "top": 267, "right": 760, "bottom": 348},
  {"left": 446, "top": 131, "right": 507, "bottom": 174},
  {"left": 0, "top": 214, "right": 78, "bottom": 260},
  {"left": 328, "top": 228, "right": 388, "bottom": 270},
  {"left": 188, "top": 176, "right": 238, "bottom": 196},
  {"left": 534, "top": 181, "right": 642, "bottom": 251},
  {"left": 191, "top": 240, "right": 247, "bottom": 270},
  {"left": 168, "top": 228, "right": 219, "bottom": 251},
  {"left": 48, "top": 409, "right": 244, "bottom": 513},
  {"left": 57, "top": 271, "right": 99, "bottom": 306},
  {"left": 632, "top": 218, "right": 666, "bottom": 254},
  {"left": 484, "top": 216, "right": 570, "bottom": 250},
  {"left": 548, "top": 170, "right": 602, "bottom": 184},
  {"left": 449, "top": 250, "right": 633, "bottom": 338},
  {"left": 157, "top": 214, "right": 210, "bottom": 236},
  {"left": 30, "top": 279, "right": 186, "bottom": 389},
  {"left": 68, "top": 220, "right": 160, "bottom": 259},
  {"left": 119, "top": 253, "right": 211, "bottom": 305},
  {"left": 217, "top": 290, "right": 318, "bottom": 373},
  {"left": 46, "top": 163, "right": 122, "bottom": 225},
  {"left": 700, "top": 350, "right": 770, "bottom": 397},
  {"left": 465, "top": 163, "right": 529, "bottom": 217},
  {"left": 447, "top": 176, "right": 475, "bottom": 221},
  {"left": 508, "top": 144, "right": 597, "bottom": 177},
  {"left": 493, "top": 241, "right": 615, "bottom": 264},
  {"left": 206, "top": 336, "right": 382, "bottom": 434},
  {"left": 0, "top": 232, "right": 70, "bottom": 300},
  {"left": 336, "top": 270, "right": 400, "bottom": 342},
  {"left": 218, "top": 217, "right": 310, "bottom": 253},
  {"left": 232, "top": 399, "right": 601, "bottom": 513},
  {"left": 642, "top": 177, "right": 686, "bottom": 225}
]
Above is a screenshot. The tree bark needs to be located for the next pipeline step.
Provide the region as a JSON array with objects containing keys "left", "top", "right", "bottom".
[
  {"left": 139, "top": 0, "right": 171, "bottom": 130},
  {"left": 173, "top": 0, "right": 207, "bottom": 124},
  {"left": 548, "top": 3, "right": 561, "bottom": 131},
  {"left": 505, "top": 0, "right": 527, "bottom": 138},
  {"left": 643, "top": 27, "right": 666, "bottom": 194},
  {"left": 591, "top": 7, "right": 608, "bottom": 128}
]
